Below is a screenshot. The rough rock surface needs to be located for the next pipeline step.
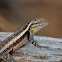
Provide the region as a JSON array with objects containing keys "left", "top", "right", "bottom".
[{"left": 0, "top": 32, "right": 62, "bottom": 62}]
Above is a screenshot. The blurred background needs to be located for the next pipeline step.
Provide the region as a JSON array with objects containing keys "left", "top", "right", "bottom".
[{"left": 0, "top": 0, "right": 62, "bottom": 38}]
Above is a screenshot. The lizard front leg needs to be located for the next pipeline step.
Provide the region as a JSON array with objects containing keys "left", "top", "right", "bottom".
[
  {"left": 26, "top": 30, "right": 41, "bottom": 47},
  {"left": 29, "top": 35, "right": 49, "bottom": 48},
  {"left": 29, "top": 35, "right": 41, "bottom": 48},
  {"left": 28, "top": 31, "right": 49, "bottom": 48},
  {"left": 26, "top": 30, "right": 49, "bottom": 48}
]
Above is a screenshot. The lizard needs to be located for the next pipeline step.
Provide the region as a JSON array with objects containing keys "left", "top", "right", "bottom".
[{"left": 0, "top": 18, "right": 48, "bottom": 62}]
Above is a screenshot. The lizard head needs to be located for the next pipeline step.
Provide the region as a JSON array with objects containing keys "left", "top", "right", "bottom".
[{"left": 30, "top": 18, "right": 48, "bottom": 34}]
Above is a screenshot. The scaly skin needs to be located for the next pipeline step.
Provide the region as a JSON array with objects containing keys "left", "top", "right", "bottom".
[{"left": 0, "top": 18, "right": 48, "bottom": 62}]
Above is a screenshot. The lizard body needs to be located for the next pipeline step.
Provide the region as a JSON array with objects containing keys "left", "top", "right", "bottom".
[{"left": 0, "top": 18, "right": 48, "bottom": 62}]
